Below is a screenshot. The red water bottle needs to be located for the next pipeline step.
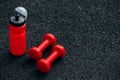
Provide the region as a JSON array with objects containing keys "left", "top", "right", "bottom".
[{"left": 9, "top": 7, "right": 27, "bottom": 56}]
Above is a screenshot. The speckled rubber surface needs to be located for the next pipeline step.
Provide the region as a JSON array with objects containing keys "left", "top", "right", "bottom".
[{"left": 0, "top": 0, "right": 120, "bottom": 80}]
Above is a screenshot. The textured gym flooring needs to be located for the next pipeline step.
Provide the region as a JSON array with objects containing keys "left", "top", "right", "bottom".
[{"left": 0, "top": 0, "right": 120, "bottom": 80}]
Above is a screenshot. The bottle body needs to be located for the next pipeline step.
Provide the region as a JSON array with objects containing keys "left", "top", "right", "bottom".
[{"left": 9, "top": 23, "right": 26, "bottom": 56}]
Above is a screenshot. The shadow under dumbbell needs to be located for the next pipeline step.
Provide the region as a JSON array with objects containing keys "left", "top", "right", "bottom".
[
  {"left": 42, "top": 46, "right": 52, "bottom": 58},
  {"left": 52, "top": 58, "right": 62, "bottom": 65}
]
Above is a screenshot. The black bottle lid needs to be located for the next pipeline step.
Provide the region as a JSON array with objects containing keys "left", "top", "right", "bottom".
[{"left": 9, "top": 14, "right": 25, "bottom": 26}]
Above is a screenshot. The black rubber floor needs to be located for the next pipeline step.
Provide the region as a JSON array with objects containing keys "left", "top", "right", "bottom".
[{"left": 0, "top": 0, "right": 120, "bottom": 80}]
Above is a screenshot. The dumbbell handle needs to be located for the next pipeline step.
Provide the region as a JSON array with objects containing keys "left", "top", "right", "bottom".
[
  {"left": 37, "top": 39, "right": 50, "bottom": 51},
  {"left": 46, "top": 50, "right": 59, "bottom": 64}
]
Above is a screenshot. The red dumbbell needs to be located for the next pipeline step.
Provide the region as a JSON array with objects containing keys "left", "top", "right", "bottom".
[
  {"left": 28, "top": 33, "right": 56, "bottom": 60},
  {"left": 36, "top": 44, "right": 66, "bottom": 73}
]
